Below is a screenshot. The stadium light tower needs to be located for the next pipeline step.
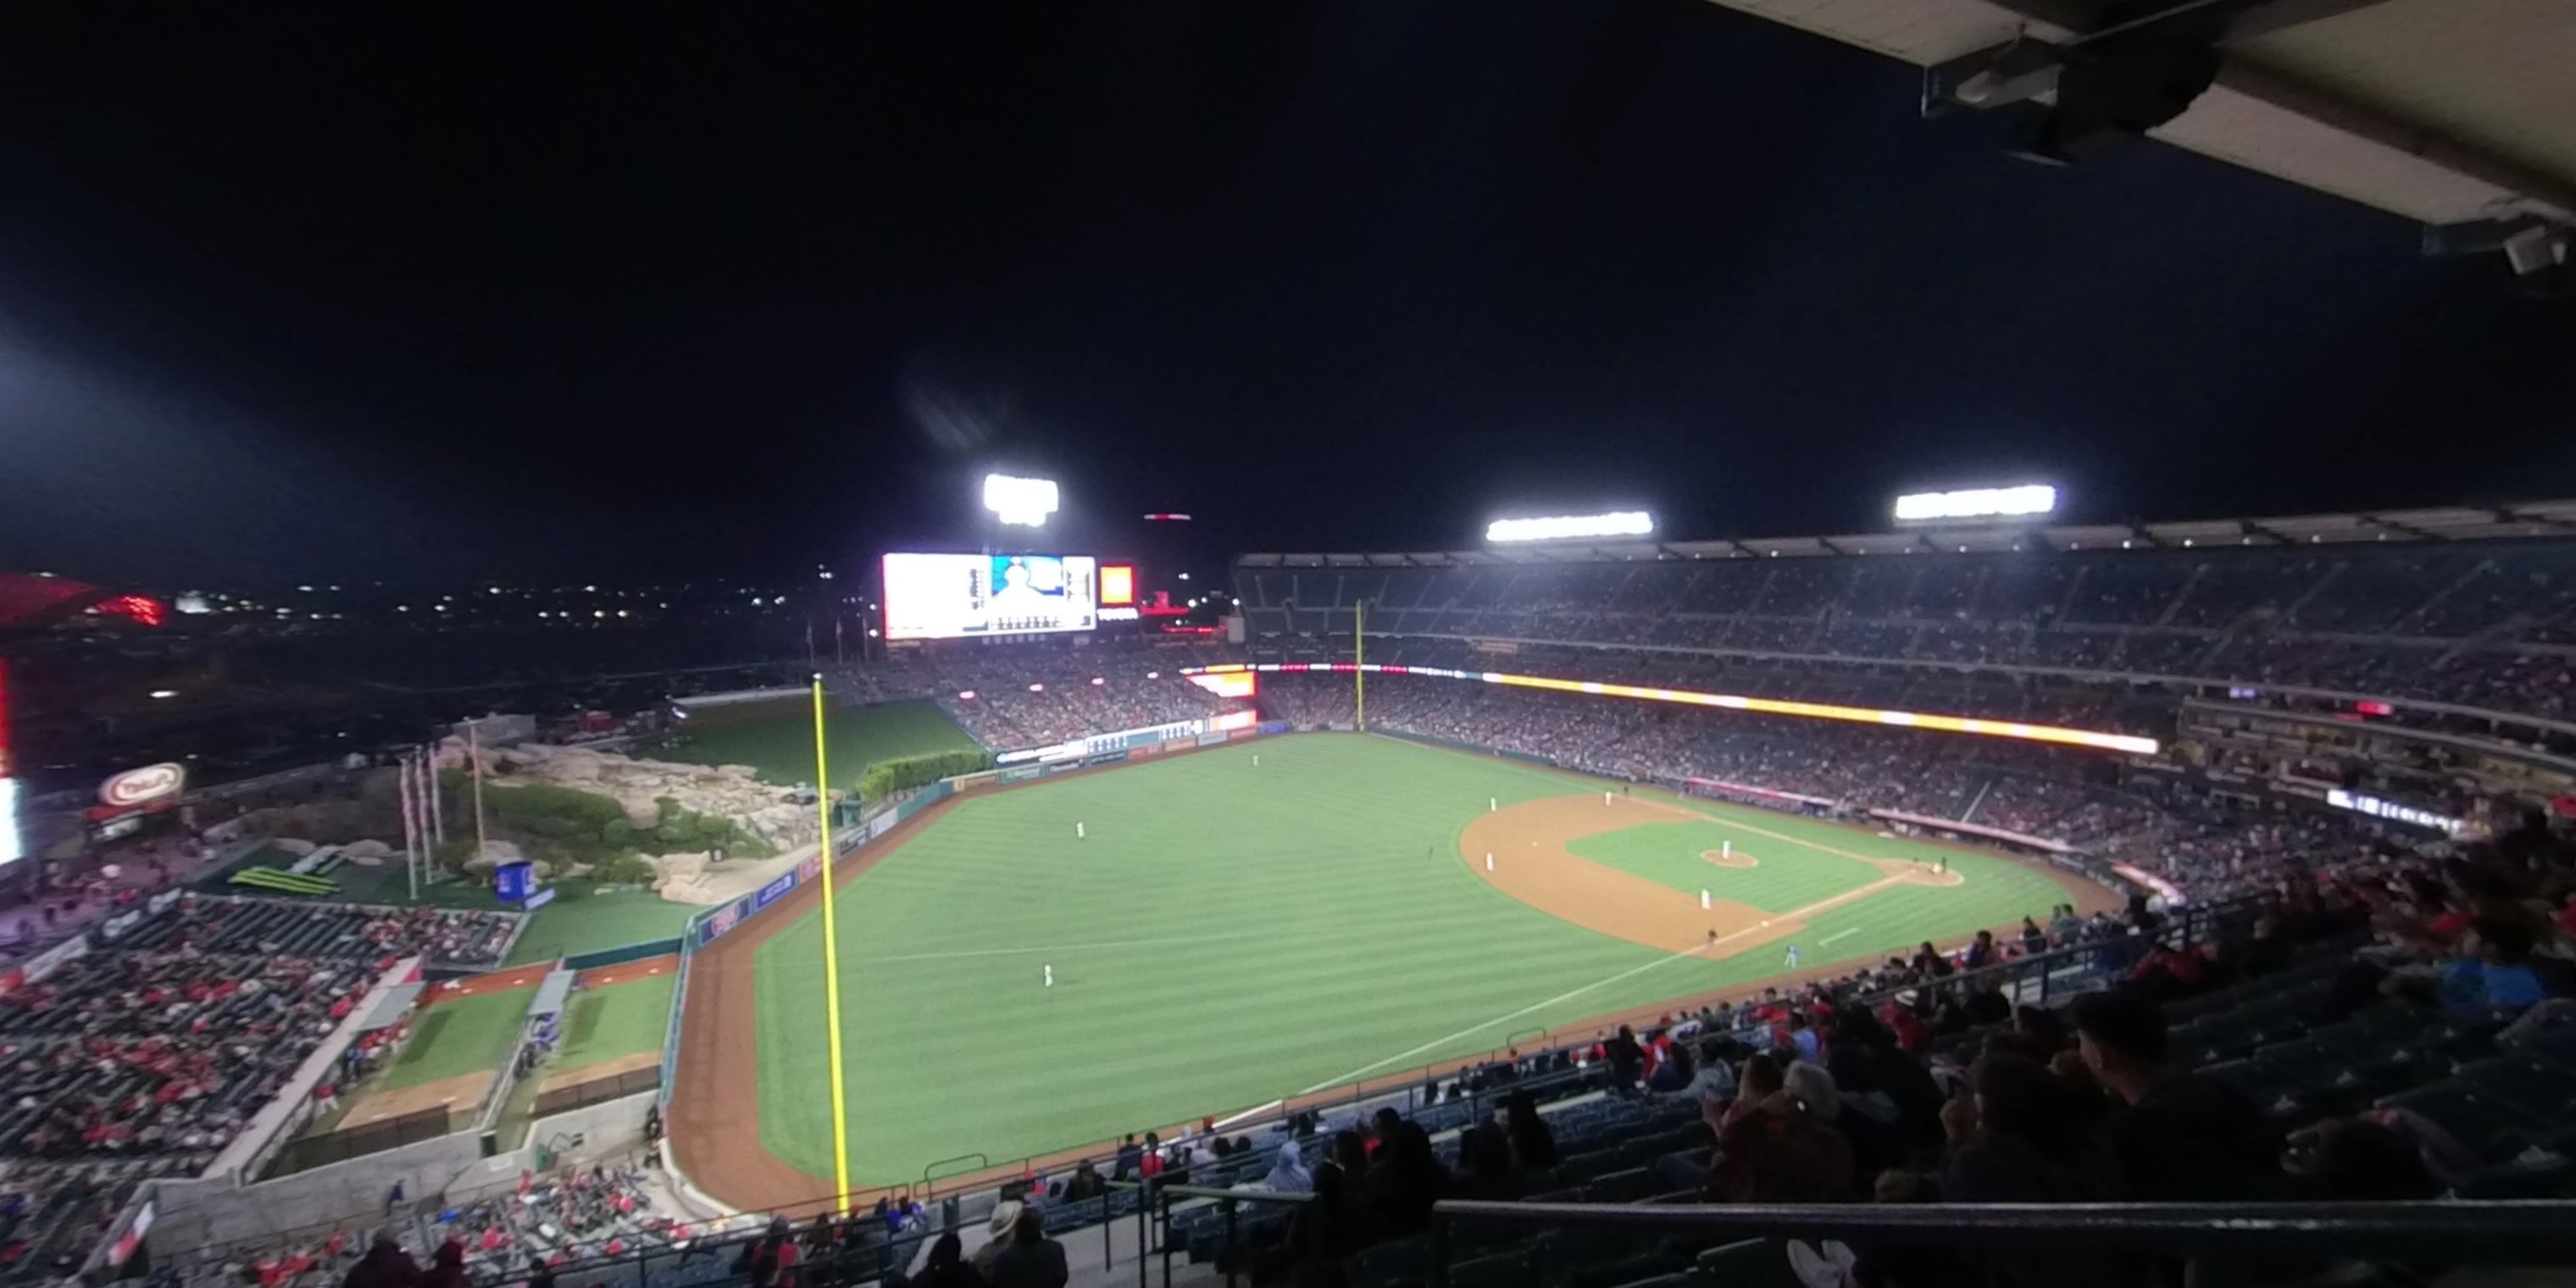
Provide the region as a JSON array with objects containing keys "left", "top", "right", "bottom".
[
  {"left": 1892, "top": 485, "right": 2058, "bottom": 524},
  {"left": 982, "top": 473, "right": 1059, "bottom": 528},
  {"left": 1485, "top": 511, "right": 1655, "bottom": 543}
]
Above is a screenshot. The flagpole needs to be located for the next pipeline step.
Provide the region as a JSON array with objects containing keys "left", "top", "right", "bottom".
[
  {"left": 812, "top": 675, "right": 853, "bottom": 1213},
  {"left": 402, "top": 753, "right": 420, "bottom": 902},
  {"left": 428, "top": 743, "right": 445, "bottom": 846},
  {"left": 469, "top": 722, "right": 488, "bottom": 869},
  {"left": 1355, "top": 600, "right": 1367, "bottom": 733}
]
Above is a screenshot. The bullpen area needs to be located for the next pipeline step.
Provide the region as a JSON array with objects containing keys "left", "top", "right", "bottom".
[{"left": 669, "top": 733, "right": 2112, "bottom": 1210}]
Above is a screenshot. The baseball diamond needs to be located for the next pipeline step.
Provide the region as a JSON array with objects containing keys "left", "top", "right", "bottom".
[{"left": 668, "top": 731, "right": 2111, "bottom": 1209}]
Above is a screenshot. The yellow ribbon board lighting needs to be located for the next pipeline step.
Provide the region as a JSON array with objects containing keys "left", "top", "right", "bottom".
[{"left": 1183, "top": 662, "right": 2158, "bottom": 756}]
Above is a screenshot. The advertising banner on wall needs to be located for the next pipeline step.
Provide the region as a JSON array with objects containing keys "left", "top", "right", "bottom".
[
  {"left": 699, "top": 897, "right": 749, "bottom": 947},
  {"left": 99, "top": 762, "right": 187, "bottom": 810},
  {"left": 753, "top": 870, "right": 798, "bottom": 911}
]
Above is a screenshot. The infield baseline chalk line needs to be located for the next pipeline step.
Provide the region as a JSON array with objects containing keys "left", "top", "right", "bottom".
[
  {"left": 1818, "top": 927, "right": 1862, "bottom": 947},
  {"left": 1306, "top": 864, "right": 1935, "bottom": 1094}
]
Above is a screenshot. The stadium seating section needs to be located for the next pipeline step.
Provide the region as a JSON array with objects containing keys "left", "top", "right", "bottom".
[{"left": 1233, "top": 542, "right": 2576, "bottom": 717}]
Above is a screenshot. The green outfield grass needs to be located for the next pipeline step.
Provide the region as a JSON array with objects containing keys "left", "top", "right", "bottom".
[
  {"left": 657, "top": 698, "right": 983, "bottom": 793},
  {"left": 385, "top": 986, "right": 536, "bottom": 1089},
  {"left": 558, "top": 972, "right": 679, "bottom": 1069},
  {"left": 506, "top": 886, "right": 698, "bottom": 965},
  {"left": 743, "top": 733, "right": 2085, "bottom": 1185}
]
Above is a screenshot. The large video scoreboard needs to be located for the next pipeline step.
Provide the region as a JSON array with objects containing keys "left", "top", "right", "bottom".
[{"left": 881, "top": 552, "right": 1102, "bottom": 641}]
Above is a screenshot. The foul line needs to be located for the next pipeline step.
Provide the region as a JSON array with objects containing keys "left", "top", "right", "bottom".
[
  {"left": 1296, "top": 942, "right": 1714, "bottom": 1094},
  {"left": 1213, "top": 1100, "right": 1284, "bottom": 1130},
  {"left": 1303, "top": 862, "right": 1949, "bottom": 1094},
  {"left": 1818, "top": 926, "right": 1862, "bottom": 947}
]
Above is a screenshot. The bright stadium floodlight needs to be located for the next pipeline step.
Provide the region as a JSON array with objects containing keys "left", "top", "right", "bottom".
[
  {"left": 982, "top": 473, "right": 1059, "bottom": 527},
  {"left": 1893, "top": 485, "right": 2058, "bottom": 523},
  {"left": 1485, "top": 511, "right": 1655, "bottom": 543}
]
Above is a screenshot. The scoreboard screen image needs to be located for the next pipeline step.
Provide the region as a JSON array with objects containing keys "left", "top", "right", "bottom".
[{"left": 882, "top": 552, "right": 1101, "bottom": 641}]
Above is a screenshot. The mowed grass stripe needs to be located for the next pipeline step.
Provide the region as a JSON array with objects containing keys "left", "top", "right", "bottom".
[
  {"left": 750, "top": 736, "right": 2085, "bottom": 1184},
  {"left": 386, "top": 987, "right": 535, "bottom": 1088}
]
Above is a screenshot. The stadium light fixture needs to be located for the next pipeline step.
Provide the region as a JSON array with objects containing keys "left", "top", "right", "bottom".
[
  {"left": 1486, "top": 511, "right": 1655, "bottom": 543},
  {"left": 983, "top": 473, "right": 1060, "bottom": 527},
  {"left": 1893, "top": 485, "right": 2057, "bottom": 523}
]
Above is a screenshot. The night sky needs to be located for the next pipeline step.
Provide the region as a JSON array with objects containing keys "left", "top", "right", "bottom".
[{"left": 2, "top": 3, "right": 2569, "bottom": 586}]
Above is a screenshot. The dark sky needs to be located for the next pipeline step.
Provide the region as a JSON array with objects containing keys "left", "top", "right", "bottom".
[{"left": 2, "top": 2, "right": 2569, "bottom": 586}]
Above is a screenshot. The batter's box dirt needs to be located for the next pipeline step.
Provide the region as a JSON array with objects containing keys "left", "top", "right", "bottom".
[{"left": 1459, "top": 796, "right": 1960, "bottom": 958}]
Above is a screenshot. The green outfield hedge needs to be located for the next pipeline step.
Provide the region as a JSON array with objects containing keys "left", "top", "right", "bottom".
[{"left": 857, "top": 749, "right": 989, "bottom": 804}]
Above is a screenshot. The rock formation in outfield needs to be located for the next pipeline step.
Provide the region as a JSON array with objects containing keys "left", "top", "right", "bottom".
[{"left": 432, "top": 737, "right": 829, "bottom": 852}]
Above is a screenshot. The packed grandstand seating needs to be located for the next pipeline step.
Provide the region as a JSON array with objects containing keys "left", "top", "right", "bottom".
[
  {"left": 0, "top": 946, "right": 380, "bottom": 1167},
  {"left": 1235, "top": 541, "right": 2576, "bottom": 717},
  {"left": 178, "top": 1162, "right": 683, "bottom": 1288},
  {"left": 0, "top": 935, "right": 393, "bottom": 1287},
  {"left": 829, "top": 647, "right": 1248, "bottom": 749},
  {"left": 110, "top": 898, "right": 520, "bottom": 969}
]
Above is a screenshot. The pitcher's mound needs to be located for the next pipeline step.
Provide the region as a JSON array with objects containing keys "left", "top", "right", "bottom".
[{"left": 1698, "top": 849, "right": 1758, "bottom": 869}]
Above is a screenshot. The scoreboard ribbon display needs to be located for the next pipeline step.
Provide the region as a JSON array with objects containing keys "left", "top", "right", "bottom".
[{"left": 1186, "top": 661, "right": 2159, "bottom": 756}]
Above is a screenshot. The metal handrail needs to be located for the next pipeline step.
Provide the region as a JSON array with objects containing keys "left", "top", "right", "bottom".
[{"left": 1431, "top": 1199, "right": 2576, "bottom": 1268}]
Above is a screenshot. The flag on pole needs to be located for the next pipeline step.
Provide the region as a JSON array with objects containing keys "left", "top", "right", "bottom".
[
  {"left": 426, "top": 744, "right": 445, "bottom": 844},
  {"left": 398, "top": 752, "right": 420, "bottom": 900}
]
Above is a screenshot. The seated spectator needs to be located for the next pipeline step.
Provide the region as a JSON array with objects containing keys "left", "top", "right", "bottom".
[
  {"left": 1283, "top": 1153, "right": 1359, "bottom": 1279},
  {"left": 1707, "top": 1058, "right": 1853, "bottom": 1202},
  {"left": 1358, "top": 1122, "right": 1447, "bottom": 1240},
  {"left": 969, "top": 1203, "right": 1021, "bottom": 1280},
  {"left": 1941, "top": 1054, "right": 2117, "bottom": 1202},
  {"left": 1673, "top": 1036, "right": 1739, "bottom": 1107},
  {"left": 1645, "top": 1032, "right": 1696, "bottom": 1093},
  {"left": 985, "top": 1209, "right": 1068, "bottom": 1288},
  {"left": 2072, "top": 990, "right": 2281, "bottom": 1201},
  {"left": 1450, "top": 1124, "right": 1524, "bottom": 1202},
  {"left": 1262, "top": 1141, "right": 1313, "bottom": 1194},
  {"left": 2433, "top": 919, "right": 2547, "bottom": 1018},
  {"left": 1502, "top": 1089, "right": 1557, "bottom": 1170},
  {"left": 341, "top": 1232, "right": 419, "bottom": 1288},
  {"left": 914, "top": 1232, "right": 983, "bottom": 1288},
  {"left": 1606, "top": 1024, "right": 1645, "bottom": 1091}
]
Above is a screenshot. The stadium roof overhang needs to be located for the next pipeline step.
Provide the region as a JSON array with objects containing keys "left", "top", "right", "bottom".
[
  {"left": 1701, "top": 0, "right": 2574, "bottom": 280},
  {"left": 0, "top": 573, "right": 168, "bottom": 638},
  {"left": 1235, "top": 499, "right": 2576, "bottom": 566}
]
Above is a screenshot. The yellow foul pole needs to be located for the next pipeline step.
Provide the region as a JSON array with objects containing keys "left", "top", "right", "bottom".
[
  {"left": 1354, "top": 600, "right": 1366, "bottom": 732},
  {"left": 811, "top": 677, "right": 853, "bottom": 1213}
]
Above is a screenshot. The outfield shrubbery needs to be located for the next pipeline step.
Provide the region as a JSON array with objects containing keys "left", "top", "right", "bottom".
[
  {"left": 446, "top": 770, "right": 773, "bottom": 870},
  {"left": 857, "top": 749, "right": 989, "bottom": 803}
]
